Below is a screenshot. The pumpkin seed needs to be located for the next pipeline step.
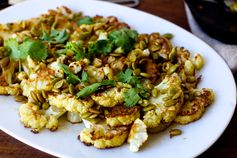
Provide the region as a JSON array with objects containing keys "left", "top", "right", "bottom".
[
  {"left": 54, "top": 79, "right": 64, "bottom": 89},
  {"left": 69, "top": 84, "right": 75, "bottom": 95},
  {"left": 140, "top": 72, "right": 150, "bottom": 78},
  {"left": 89, "top": 108, "right": 100, "bottom": 114},
  {"left": 42, "top": 90, "right": 48, "bottom": 99},
  {"left": 14, "top": 95, "right": 27, "bottom": 103},
  {"left": 152, "top": 88, "right": 158, "bottom": 97},
  {"left": 169, "top": 129, "right": 182, "bottom": 138},
  {"left": 30, "top": 91, "right": 39, "bottom": 103},
  {"left": 143, "top": 105, "right": 155, "bottom": 112},
  {"left": 89, "top": 113, "right": 99, "bottom": 119},
  {"left": 36, "top": 92, "right": 45, "bottom": 103},
  {"left": 42, "top": 102, "right": 49, "bottom": 110}
]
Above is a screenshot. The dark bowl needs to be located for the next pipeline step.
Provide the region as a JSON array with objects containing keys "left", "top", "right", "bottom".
[{"left": 185, "top": 0, "right": 237, "bottom": 44}]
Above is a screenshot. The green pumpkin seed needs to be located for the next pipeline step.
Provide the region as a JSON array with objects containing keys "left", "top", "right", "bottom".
[
  {"left": 133, "top": 68, "right": 141, "bottom": 76},
  {"left": 89, "top": 108, "right": 100, "bottom": 114},
  {"left": 139, "top": 41, "right": 147, "bottom": 50},
  {"left": 54, "top": 80, "right": 64, "bottom": 89},
  {"left": 143, "top": 105, "right": 155, "bottom": 112},
  {"left": 30, "top": 91, "right": 39, "bottom": 103},
  {"left": 14, "top": 95, "right": 27, "bottom": 103},
  {"left": 69, "top": 84, "right": 75, "bottom": 95},
  {"left": 42, "top": 90, "right": 48, "bottom": 99},
  {"left": 36, "top": 92, "right": 45, "bottom": 103},
  {"left": 169, "top": 129, "right": 182, "bottom": 138},
  {"left": 89, "top": 113, "right": 99, "bottom": 119},
  {"left": 152, "top": 88, "right": 158, "bottom": 97},
  {"left": 42, "top": 102, "right": 49, "bottom": 110},
  {"left": 140, "top": 72, "right": 150, "bottom": 78},
  {"left": 162, "top": 33, "right": 173, "bottom": 40}
]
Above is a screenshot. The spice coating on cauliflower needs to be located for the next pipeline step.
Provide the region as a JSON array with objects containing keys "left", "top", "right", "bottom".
[{"left": 79, "top": 124, "right": 129, "bottom": 148}]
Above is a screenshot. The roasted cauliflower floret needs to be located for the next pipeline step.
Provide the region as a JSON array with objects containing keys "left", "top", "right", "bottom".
[
  {"left": 19, "top": 103, "right": 48, "bottom": 132},
  {"left": 106, "top": 105, "right": 140, "bottom": 127},
  {"left": 128, "top": 119, "right": 148, "bottom": 152},
  {"left": 67, "top": 111, "right": 82, "bottom": 123},
  {"left": 91, "top": 87, "right": 127, "bottom": 107},
  {"left": 79, "top": 124, "right": 129, "bottom": 149},
  {"left": 0, "top": 84, "right": 21, "bottom": 95},
  {"left": 85, "top": 66, "right": 105, "bottom": 83},
  {"left": 174, "top": 88, "right": 215, "bottom": 124},
  {"left": 68, "top": 59, "right": 90, "bottom": 74},
  {"left": 48, "top": 93, "right": 94, "bottom": 114},
  {"left": 144, "top": 73, "right": 184, "bottom": 129},
  {"left": 19, "top": 103, "right": 66, "bottom": 132},
  {"left": 20, "top": 66, "right": 54, "bottom": 98}
]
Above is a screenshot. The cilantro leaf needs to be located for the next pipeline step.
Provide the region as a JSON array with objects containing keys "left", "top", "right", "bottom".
[
  {"left": 124, "top": 88, "right": 141, "bottom": 107},
  {"left": 108, "top": 27, "right": 138, "bottom": 53},
  {"left": 88, "top": 40, "right": 113, "bottom": 57},
  {"left": 5, "top": 38, "right": 27, "bottom": 60},
  {"left": 41, "top": 29, "right": 69, "bottom": 44},
  {"left": 19, "top": 39, "right": 48, "bottom": 61},
  {"left": 116, "top": 68, "right": 141, "bottom": 86},
  {"left": 81, "top": 70, "right": 89, "bottom": 82},
  {"left": 5, "top": 38, "right": 48, "bottom": 61},
  {"left": 76, "top": 80, "right": 115, "bottom": 98},
  {"left": 66, "top": 41, "right": 86, "bottom": 60},
  {"left": 77, "top": 17, "right": 94, "bottom": 26},
  {"left": 58, "top": 63, "right": 81, "bottom": 84}
]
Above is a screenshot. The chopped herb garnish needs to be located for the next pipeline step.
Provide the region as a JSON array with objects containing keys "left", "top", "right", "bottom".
[
  {"left": 77, "top": 17, "right": 94, "bottom": 26},
  {"left": 108, "top": 27, "right": 138, "bottom": 53},
  {"left": 58, "top": 63, "right": 81, "bottom": 84},
  {"left": 81, "top": 70, "right": 89, "bottom": 82},
  {"left": 5, "top": 38, "right": 48, "bottom": 61},
  {"left": 124, "top": 88, "right": 141, "bottom": 107},
  {"left": 66, "top": 41, "right": 86, "bottom": 60},
  {"left": 76, "top": 80, "right": 115, "bottom": 98},
  {"left": 41, "top": 29, "right": 69, "bottom": 44}
]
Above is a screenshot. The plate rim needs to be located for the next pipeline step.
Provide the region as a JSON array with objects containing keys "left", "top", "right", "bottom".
[{"left": 0, "top": 0, "right": 236, "bottom": 158}]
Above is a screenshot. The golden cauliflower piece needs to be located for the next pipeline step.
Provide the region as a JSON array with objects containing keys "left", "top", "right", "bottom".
[
  {"left": 19, "top": 103, "right": 66, "bottom": 132},
  {"left": 174, "top": 88, "right": 215, "bottom": 124},
  {"left": 20, "top": 66, "right": 54, "bottom": 98},
  {"left": 128, "top": 119, "right": 148, "bottom": 152},
  {"left": 144, "top": 73, "right": 184, "bottom": 129},
  {"left": 19, "top": 103, "right": 48, "bottom": 133},
  {"left": 79, "top": 124, "right": 129, "bottom": 149},
  {"left": 106, "top": 105, "right": 140, "bottom": 127},
  {"left": 0, "top": 84, "right": 21, "bottom": 95},
  {"left": 91, "top": 87, "right": 127, "bottom": 107},
  {"left": 48, "top": 93, "right": 94, "bottom": 114}
]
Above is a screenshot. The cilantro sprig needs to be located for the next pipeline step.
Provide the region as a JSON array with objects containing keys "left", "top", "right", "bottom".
[
  {"left": 117, "top": 68, "right": 148, "bottom": 107},
  {"left": 5, "top": 38, "right": 48, "bottom": 61},
  {"left": 58, "top": 63, "right": 89, "bottom": 84},
  {"left": 76, "top": 80, "right": 115, "bottom": 98},
  {"left": 41, "top": 29, "right": 69, "bottom": 44}
]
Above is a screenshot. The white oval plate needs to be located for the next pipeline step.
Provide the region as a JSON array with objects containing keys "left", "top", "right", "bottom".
[{"left": 0, "top": 0, "right": 236, "bottom": 158}]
